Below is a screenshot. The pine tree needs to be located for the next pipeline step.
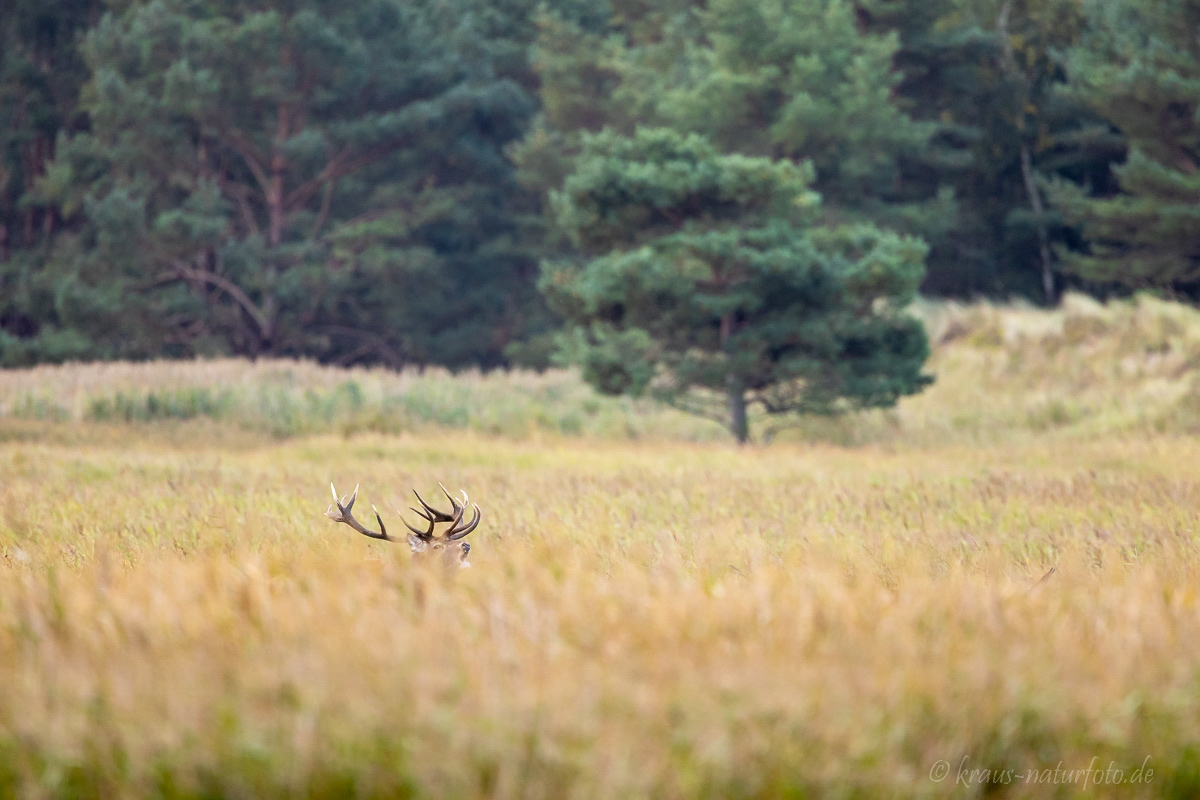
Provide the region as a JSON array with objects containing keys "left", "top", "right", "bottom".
[
  {"left": 1049, "top": 0, "right": 1200, "bottom": 291},
  {"left": 30, "top": 0, "right": 544, "bottom": 365},
  {"left": 546, "top": 128, "right": 931, "bottom": 443},
  {"left": 857, "top": 0, "right": 1121, "bottom": 300},
  {"left": 517, "top": 0, "right": 950, "bottom": 239},
  {"left": 0, "top": 0, "right": 104, "bottom": 364}
]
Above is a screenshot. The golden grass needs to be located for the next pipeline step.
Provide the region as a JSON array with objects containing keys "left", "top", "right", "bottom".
[
  {"left": 0, "top": 357, "right": 726, "bottom": 441},
  {"left": 6, "top": 292, "right": 1200, "bottom": 446},
  {"left": 785, "top": 292, "right": 1200, "bottom": 445},
  {"left": 4, "top": 295, "right": 1200, "bottom": 797},
  {"left": 2, "top": 428, "right": 1200, "bottom": 798}
]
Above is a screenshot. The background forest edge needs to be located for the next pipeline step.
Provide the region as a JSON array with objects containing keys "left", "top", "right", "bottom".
[{"left": 1, "top": 0, "right": 1194, "bottom": 382}]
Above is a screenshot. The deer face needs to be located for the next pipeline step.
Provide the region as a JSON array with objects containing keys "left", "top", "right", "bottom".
[
  {"left": 407, "top": 535, "right": 471, "bottom": 568},
  {"left": 327, "top": 482, "right": 480, "bottom": 569}
]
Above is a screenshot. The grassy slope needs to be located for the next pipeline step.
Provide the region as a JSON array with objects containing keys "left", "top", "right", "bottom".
[
  {"left": 2, "top": 295, "right": 1200, "bottom": 798},
  {"left": 5, "top": 292, "right": 1200, "bottom": 445}
]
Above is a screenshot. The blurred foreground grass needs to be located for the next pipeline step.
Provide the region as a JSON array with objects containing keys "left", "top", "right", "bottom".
[{"left": 3, "top": 295, "right": 1200, "bottom": 797}]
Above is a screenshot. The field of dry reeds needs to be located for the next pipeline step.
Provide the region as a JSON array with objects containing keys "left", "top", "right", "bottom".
[{"left": 3, "top": 294, "right": 1200, "bottom": 798}]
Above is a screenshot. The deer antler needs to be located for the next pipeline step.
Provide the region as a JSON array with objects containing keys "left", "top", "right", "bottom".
[
  {"left": 326, "top": 482, "right": 481, "bottom": 565},
  {"left": 325, "top": 483, "right": 393, "bottom": 541},
  {"left": 405, "top": 483, "right": 481, "bottom": 542}
]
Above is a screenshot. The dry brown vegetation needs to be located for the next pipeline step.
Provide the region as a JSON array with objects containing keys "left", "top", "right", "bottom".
[{"left": 3, "top": 295, "right": 1200, "bottom": 798}]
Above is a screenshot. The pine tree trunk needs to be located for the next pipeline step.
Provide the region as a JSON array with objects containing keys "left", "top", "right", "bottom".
[
  {"left": 727, "top": 374, "right": 749, "bottom": 444},
  {"left": 998, "top": 0, "right": 1055, "bottom": 304},
  {"left": 258, "top": 100, "right": 289, "bottom": 355},
  {"left": 720, "top": 311, "right": 750, "bottom": 444},
  {"left": 1019, "top": 143, "right": 1055, "bottom": 303}
]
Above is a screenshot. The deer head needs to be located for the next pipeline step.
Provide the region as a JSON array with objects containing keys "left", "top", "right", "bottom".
[{"left": 326, "top": 482, "right": 481, "bottom": 568}]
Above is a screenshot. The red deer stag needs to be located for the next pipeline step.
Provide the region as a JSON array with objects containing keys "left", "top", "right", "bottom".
[{"left": 326, "top": 482, "right": 481, "bottom": 568}]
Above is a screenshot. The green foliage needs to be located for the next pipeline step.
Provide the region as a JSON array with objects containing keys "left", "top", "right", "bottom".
[
  {"left": 516, "top": 1, "right": 939, "bottom": 442},
  {"left": 6, "top": 0, "right": 547, "bottom": 368},
  {"left": 5, "top": 0, "right": 1200, "bottom": 372},
  {"left": 642, "top": 0, "right": 931, "bottom": 204},
  {"left": 0, "top": 359, "right": 730, "bottom": 440},
  {"left": 86, "top": 388, "right": 236, "bottom": 424},
  {"left": 517, "top": 0, "right": 948, "bottom": 234},
  {"left": 1049, "top": 0, "right": 1200, "bottom": 292},
  {"left": 858, "top": 0, "right": 1123, "bottom": 300},
  {"left": 544, "top": 127, "right": 932, "bottom": 442},
  {"left": 0, "top": 0, "right": 106, "bottom": 354},
  {"left": 551, "top": 130, "right": 817, "bottom": 253}
]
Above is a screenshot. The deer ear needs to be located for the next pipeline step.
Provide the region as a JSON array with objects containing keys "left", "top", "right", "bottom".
[{"left": 407, "top": 533, "right": 427, "bottom": 554}]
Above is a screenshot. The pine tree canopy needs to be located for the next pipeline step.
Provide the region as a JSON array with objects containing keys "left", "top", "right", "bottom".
[
  {"left": 0, "top": 0, "right": 1196, "bottom": 381},
  {"left": 11, "top": 0, "right": 545, "bottom": 366},
  {"left": 545, "top": 127, "right": 932, "bottom": 442},
  {"left": 1049, "top": 0, "right": 1200, "bottom": 291}
]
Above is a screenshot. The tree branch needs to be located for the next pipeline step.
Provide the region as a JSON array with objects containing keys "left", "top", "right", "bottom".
[
  {"left": 160, "top": 261, "right": 271, "bottom": 340},
  {"left": 285, "top": 146, "right": 354, "bottom": 213},
  {"left": 322, "top": 324, "right": 406, "bottom": 369},
  {"left": 654, "top": 386, "right": 732, "bottom": 428},
  {"left": 219, "top": 178, "right": 262, "bottom": 238},
  {"left": 285, "top": 139, "right": 408, "bottom": 214},
  {"left": 220, "top": 127, "right": 272, "bottom": 198},
  {"left": 312, "top": 179, "right": 335, "bottom": 240}
]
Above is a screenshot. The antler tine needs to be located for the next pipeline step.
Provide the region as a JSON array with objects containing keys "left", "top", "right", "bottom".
[
  {"left": 328, "top": 482, "right": 359, "bottom": 512},
  {"left": 439, "top": 482, "right": 465, "bottom": 515},
  {"left": 413, "top": 488, "right": 456, "bottom": 522},
  {"left": 446, "top": 503, "right": 481, "bottom": 541},
  {"left": 371, "top": 504, "right": 389, "bottom": 540},
  {"left": 387, "top": 500, "right": 438, "bottom": 541},
  {"left": 401, "top": 508, "right": 436, "bottom": 540},
  {"left": 448, "top": 493, "right": 467, "bottom": 529},
  {"left": 326, "top": 482, "right": 393, "bottom": 541}
]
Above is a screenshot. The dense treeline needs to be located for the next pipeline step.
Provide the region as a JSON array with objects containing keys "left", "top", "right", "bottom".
[{"left": 0, "top": 0, "right": 1192, "bottom": 371}]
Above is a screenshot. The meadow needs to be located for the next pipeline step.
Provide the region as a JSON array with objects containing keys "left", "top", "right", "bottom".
[{"left": 3, "top": 294, "right": 1200, "bottom": 798}]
